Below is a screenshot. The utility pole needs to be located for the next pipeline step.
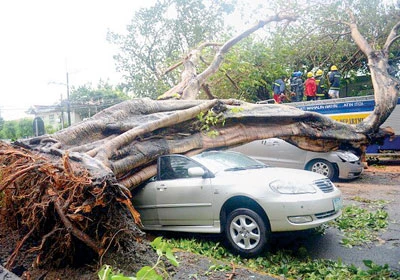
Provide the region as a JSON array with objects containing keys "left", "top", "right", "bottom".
[
  {"left": 60, "top": 93, "right": 64, "bottom": 129},
  {"left": 66, "top": 72, "right": 71, "bottom": 126}
]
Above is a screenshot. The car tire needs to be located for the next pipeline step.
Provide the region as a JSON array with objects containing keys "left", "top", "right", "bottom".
[
  {"left": 225, "top": 208, "right": 268, "bottom": 257},
  {"left": 307, "top": 159, "right": 337, "bottom": 180}
]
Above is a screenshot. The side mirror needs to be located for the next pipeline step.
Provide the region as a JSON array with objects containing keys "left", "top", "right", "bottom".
[{"left": 188, "top": 167, "right": 205, "bottom": 177}]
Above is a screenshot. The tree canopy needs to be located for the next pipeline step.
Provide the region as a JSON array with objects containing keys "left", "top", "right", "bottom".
[
  {"left": 107, "top": 0, "right": 235, "bottom": 98},
  {"left": 69, "top": 81, "right": 131, "bottom": 120},
  {"left": 108, "top": 0, "right": 399, "bottom": 102},
  {"left": 277, "top": 0, "right": 400, "bottom": 73},
  {"left": 0, "top": 118, "right": 34, "bottom": 140}
]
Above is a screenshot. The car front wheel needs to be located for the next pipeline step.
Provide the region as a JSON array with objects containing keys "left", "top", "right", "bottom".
[
  {"left": 307, "top": 159, "right": 336, "bottom": 180},
  {"left": 225, "top": 208, "right": 268, "bottom": 257}
]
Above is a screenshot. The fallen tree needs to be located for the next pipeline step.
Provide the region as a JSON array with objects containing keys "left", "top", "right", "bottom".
[{"left": 0, "top": 14, "right": 399, "bottom": 270}]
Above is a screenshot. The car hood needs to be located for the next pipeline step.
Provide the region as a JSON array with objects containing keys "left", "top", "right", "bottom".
[{"left": 216, "top": 166, "right": 329, "bottom": 184}]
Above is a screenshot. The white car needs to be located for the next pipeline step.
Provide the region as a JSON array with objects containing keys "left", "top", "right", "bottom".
[
  {"left": 132, "top": 150, "right": 342, "bottom": 257},
  {"left": 230, "top": 138, "right": 363, "bottom": 181}
]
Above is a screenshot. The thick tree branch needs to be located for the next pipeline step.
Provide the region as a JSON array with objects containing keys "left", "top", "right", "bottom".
[
  {"left": 193, "top": 15, "right": 297, "bottom": 99},
  {"left": 346, "top": 12, "right": 374, "bottom": 56},
  {"left": 93, "top": 99, "right": 218, "bottom": 163},
  {"left": 383, "top": 21, "right": 400, "bottom": 54}
]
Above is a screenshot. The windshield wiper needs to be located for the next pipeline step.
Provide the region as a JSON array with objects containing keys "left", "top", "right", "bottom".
[
  {"left": 225, "top": 165, "right": 266, "bottom": 171},
  {"left": 246, "top": 164, "right": 266, "bottom": 169},
  {"left": 224, "top": 167, "right": 247, "bottom": 171}
]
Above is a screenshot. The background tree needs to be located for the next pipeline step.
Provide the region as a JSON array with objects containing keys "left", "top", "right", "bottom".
[
  {"left": 0, "top": 114, "right": 4, "bottom": 133},
  {"left": 203, "top": 38, "right": 292, "bottom": 102},
  {"left": 182, "top": 0, "right": 400, "bottom": 101},
  {"left": 268, "top": 0, "right": 400, "bottom": 96},
  {"left": 17, "top": 118, "right": 34, "bottom": 139},
  {"left": 114, "top": 0, "right": 398, "bottom": 103},
  {"left": 69, "top": 81, "right": 131, "bottom": 120},
  {"left": 0, "top": 121, "right": 16, "bottom": 140},
  {"left": 0, "top": 118, "right": 34, "bottom": 140},
  {"left": 107, "top": 0, "right": 235, "bottom": 98}
]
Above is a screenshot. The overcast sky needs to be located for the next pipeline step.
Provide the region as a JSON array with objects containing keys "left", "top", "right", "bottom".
[
  {"left": 0, "top": 0, "right": 157, "bottom": 120},
  {"left": 0, "top": 0, "right": 262, "bottom": 120}
]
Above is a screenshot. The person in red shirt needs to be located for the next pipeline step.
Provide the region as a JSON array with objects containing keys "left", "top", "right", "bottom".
[{"left": 304, "top": 72, "right": 317, "bottom": 101}]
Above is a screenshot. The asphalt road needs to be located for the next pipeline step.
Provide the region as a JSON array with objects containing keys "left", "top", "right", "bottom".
[
  {"left": 306, "top": 227, "right": 399, "bottom": 271},
  {"left": 268, "top": 224, "right": 399, "bottom": 273},
  {"left": 306, "top": 195, "right": 400, "bottom": 272}
]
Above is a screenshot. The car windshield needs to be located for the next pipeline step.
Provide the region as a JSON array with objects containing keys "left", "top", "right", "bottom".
[{"left": 192, "top": 151, "right": 267, "bottom": 173}]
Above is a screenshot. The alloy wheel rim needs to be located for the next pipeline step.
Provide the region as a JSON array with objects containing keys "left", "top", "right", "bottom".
[
  {"left": 311, "top": 162, "right": 329, "bottom": 176},
  {"left": 229, "top": 214, "right": 260, "bottom": 250}
]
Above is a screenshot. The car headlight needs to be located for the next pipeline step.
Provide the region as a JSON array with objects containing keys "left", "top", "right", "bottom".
[
  {"left": 269, "top": 180, "right": 317, "bottom": 194},
  {"left": 336, "top": 151, "right": 359, "bottom": 162}
]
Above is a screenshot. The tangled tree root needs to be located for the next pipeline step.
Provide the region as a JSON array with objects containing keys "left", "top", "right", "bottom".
[{"left": 0, "top": 141, "right": 144, "bottom": 269}]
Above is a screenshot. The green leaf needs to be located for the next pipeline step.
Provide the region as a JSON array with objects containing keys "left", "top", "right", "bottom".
[
  {"left": 98, "top": 265, "right": 137, "bottom": 280},
  {"left": 363, "top": 260, "right": 373, "bottom": 268},
  {"left": 111, "top": 275, "right": 136, "bottom": 280},
  {"left": 166, "top": 248, "right": 179, "bottom": 267},
  {"left": 136, "top": 266, "right": 162, "bottom": 280},
  {"left": 98, "top": 264, "right": 113, "bottom": 280},
  {"left": 150, "top": 236, "right": 163, "bottom": 249}
]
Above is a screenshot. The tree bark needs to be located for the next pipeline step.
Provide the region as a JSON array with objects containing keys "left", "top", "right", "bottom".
[{"left": 346, "top": 15, "right": 400, "bottom": 134}]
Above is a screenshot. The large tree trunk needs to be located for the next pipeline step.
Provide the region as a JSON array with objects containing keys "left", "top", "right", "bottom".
[
  {"left": 0, "top": 14, "right": 399, "bottom": 270},
  {"left": 349, "top": 18, "right": 400, "bottom": 134}
]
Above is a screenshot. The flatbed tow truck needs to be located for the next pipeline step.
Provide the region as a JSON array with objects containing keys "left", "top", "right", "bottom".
[
  {"left": 259, "top": 95, "right": 400, "bottom": 161},
  {"left": 290, "top": 95, "right": 400, "bottom": 161}
]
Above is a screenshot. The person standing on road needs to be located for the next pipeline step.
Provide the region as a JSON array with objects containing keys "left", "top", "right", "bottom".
[
  {"left": 273, "top": 75, "right": 286, "bottom": 104},
  {"left": 290, "top": 71, "right": 304, "bottom": 102},
  {"left": 328, "top": 65, "right": 341, "bottom": 99},
  {"left": 315, "top": 69, "right": 328, "bottom": 100},
  {"left": 304, "top": 72, "right": 317, "bottom": 101}
]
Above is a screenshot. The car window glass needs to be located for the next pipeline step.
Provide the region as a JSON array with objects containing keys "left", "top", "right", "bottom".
[
  {"left": 193, "top": 151, "right": 266, "bottom": 173},
  {"left": 159, "top": 155, "right": 201, "bottom": 180}
]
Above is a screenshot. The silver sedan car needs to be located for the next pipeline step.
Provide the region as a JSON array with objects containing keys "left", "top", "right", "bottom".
[
  {"left": 230, "top": 138, "right": 363, "bottom": 181},
  {"left": 132, "top": 151, "right": 342, "bottom": 257}
]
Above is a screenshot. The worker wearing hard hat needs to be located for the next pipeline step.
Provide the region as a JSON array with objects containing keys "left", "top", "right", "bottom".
[
  {"left": 290, "top": 71, "right": 304, "bottom": 102},
  {"left": 315, "top": 69, "right": 328, "bottom": 100},
  {"left": 328, "top": 65, "right": 341, "bottom": 98},
  {"left": 304, "top": 72, "right": 317, "bottom": 101}
]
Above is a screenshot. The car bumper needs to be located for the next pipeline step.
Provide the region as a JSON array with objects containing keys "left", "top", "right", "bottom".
[
  {"left": 336, "top": 160, "right": 363, "bottom": 179},
  {"left": 259, "top": 190, "right": 342, "bottom": 232}
]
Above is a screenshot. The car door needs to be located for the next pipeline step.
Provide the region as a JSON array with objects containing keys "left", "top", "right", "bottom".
[
  {"left": 131, "top": 179, "right": 159, "bottom": 226},
  {"left": 258, "top": 138, "right": 306, "bottom": 169},
  {"left": 155, "top": 155, "right": 213, "bottom": 226}
]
